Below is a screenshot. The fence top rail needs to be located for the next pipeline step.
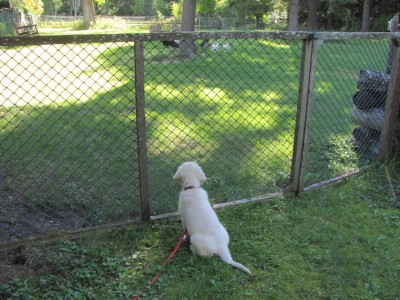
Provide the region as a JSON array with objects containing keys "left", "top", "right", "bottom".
[{"left": 1, "top": 31, "right": 399, "bottom": 46}]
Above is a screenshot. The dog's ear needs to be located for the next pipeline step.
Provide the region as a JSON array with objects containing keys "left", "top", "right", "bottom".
[
  {"left": 173, "top": 166, "right": 182, "bottom": 181},
  {"left": 194, "top": 165, "right": 207, "bottom": 183}
]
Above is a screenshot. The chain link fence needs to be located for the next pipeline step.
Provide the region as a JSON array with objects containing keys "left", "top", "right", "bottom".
[
  {"left": 306, "top": 39, "right": 391, "bottom": 186},
  {"left": 143, "top": 37, "right": 302, "bottom": 215},
  {"left": 1, "top": 40, "right": 141, "bottom": 241},
  {"left": 0, "top": 32, "right": 398, "bottom": 243}
]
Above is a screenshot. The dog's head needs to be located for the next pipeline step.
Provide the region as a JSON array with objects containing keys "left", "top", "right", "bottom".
[{"left": 173, "top": 162, "right": 207, "bottom": 186}]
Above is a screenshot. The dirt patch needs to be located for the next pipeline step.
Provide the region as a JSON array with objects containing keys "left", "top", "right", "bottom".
[
  {"left": 0, "top": 171, "right": 89, "bottom": 285},
  {"left": 0, "top": 171, "right": 89, "bottom": 242},
  {"left": 0, "top": 244, "right": 53, "bottom": 285}
]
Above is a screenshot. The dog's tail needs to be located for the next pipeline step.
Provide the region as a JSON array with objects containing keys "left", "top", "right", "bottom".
[
  {"left": 218, "top": 247, "right": 252, "bottom": 275},
  {"left": 227, "top": 260, "right": 252, "bottom": 275}
]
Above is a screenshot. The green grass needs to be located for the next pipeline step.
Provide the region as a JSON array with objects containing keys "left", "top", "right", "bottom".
[
  {"left": 36, "top": 18, "right": 151, "bottom": 36},
  {"left": 1, "top": 160, "right": 399, "bottom": 299},
  {"left": 0, "top": 35, "right": 392, "bottom": 231}
]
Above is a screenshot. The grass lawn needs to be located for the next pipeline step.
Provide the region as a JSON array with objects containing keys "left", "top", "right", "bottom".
[
  {"left": 1, "top": 160, "right": 399, "bottom": 299},
  {"left": 34, "top": 18, "right": 151, "bottom": 36}
]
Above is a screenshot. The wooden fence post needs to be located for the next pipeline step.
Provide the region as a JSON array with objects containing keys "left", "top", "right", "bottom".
[
  {"left": 378, "top": 48, "right": 400, "bottom": 160},
  {"left": 286, "top": 35, "right": 319, "bottom": 194},
  {"left": 135, "top": 40, "right": 150, "bottom": 220},
  {"left": 378, "top": 15, "right": 400, "bottom": 160}
]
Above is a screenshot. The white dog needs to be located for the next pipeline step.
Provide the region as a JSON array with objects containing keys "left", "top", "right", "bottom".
[{"left": 173, "top": 162, "right": 251, "bottom": 274}]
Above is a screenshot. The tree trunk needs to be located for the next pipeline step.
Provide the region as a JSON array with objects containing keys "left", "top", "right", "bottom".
[
  {"left": 256, "top": 16, "right": 264, "bottom": 30},
  {"left": 181, "top": 0, "right": 196, "bottom": 31},
  {"left": 82, "top": 0, "right": 96, "bottom": 28},
  {"left": 180, "top": 0, "right": 196, "bottom": 58},
  {"left": 307, "top": 0, "right": 318, "bottom": 30},
  {"left": 288, "top": 0, "right": 299, "bottom": 31},
  {"left": 361, "top": 0, "right": 370, "bottom": 32}
]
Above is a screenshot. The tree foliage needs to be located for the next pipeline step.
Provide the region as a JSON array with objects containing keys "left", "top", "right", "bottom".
[
  {"left": 11, "top": 0, "right": 44, "bottom": 14},
  {"left": 34, "top": 0, "right": 398, "bottom": 32},
  {"left": 197, "top": 0, "right": 215, "bottom": 15},
  {"left": 216, "top": 0, "right": 273, "bottom": 18},
  {"left": 0, "top": 0, "right": 10, "bottom": 8},
  {"left": 293, "top": 0, "right": 399, "bottom": 31},
  {"left": 42, "top": 0, "right": 62, "bottom": 15}
]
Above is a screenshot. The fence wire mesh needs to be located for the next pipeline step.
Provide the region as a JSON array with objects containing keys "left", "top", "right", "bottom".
[
  {"left": 144, "top": 38, "right": 302, "bottom": 214},
  {"left": 0, "top": 33, "right": 395, "bottom": 242},
  {"left": 0, "top": 42, "right": 140, "bottom": 241}
]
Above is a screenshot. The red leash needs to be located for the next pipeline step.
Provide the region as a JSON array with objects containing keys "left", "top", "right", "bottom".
[{"left": 132, "top": 229, "right": 187, "bottom": 300}]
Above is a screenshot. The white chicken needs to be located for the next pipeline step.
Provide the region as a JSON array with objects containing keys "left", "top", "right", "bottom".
[
  {"left": 210, "top": 41, "right": 219, "bottom": 51},
  {"left": 222, "top": 42, "right": 230, "bottom": 51}
]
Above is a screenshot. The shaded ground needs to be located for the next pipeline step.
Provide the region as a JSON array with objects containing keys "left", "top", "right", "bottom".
[
  {"left": 0, "top": 245, "right": 52, "bottom": 285},
  {"left": 0, "top": 172, "right": 89, "bottom": 288},
  {"left": 0, "top": 170, "right": 88, "bottom": 242}
]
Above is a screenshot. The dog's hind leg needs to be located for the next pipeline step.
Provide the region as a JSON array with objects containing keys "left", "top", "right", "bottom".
[
  {"left": 189, "top": 234, "right": 216, "bottom": 257},
  {"left": 217, "top": 247, "right": 252, "bottom": 275}
]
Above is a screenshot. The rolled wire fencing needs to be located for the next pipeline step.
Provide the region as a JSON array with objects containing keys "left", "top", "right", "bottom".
[{"left": 0, "top": 32, "right": 398, "bottom": 244}]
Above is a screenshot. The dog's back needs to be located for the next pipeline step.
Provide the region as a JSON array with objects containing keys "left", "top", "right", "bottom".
[
  {"left": 179, "top": 188, "right": 229, "bottom": 245},
  {"left": 174, "top": 162, "right": 251, "bottom": 275}
]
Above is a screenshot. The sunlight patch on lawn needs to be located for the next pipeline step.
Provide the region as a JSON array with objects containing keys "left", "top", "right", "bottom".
[
  {"left": 203, "top": 87, "right": 226, "bottom": 101},
  {"left": 315, "top": 81, "right": 334, "bottom": 94},
  {"left": 0, "top": 72, "right": 120, "bottom": 108},
  {"left": 0, "top": 44, "right": 124, "bottom": 109},
  {"left": 260, "top": 40, "right": 292, "bottom": 49}
]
